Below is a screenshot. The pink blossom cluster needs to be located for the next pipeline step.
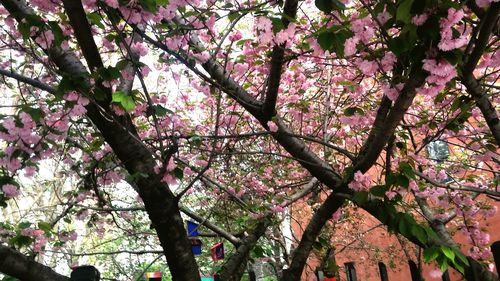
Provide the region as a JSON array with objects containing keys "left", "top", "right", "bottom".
[
  {"left": 2, "top": 184, "right": 20, "bottom": 198},
  {"left": 381, "top": 82, "right": 404, "bottom": 101},
  {"left": 131, "top": 42, "right": 149, "bottom": 57},
  {"left": 21, "top": 228, "right": 47, "bottom": 253},
  {"left": 348, "top": 171, "right": 372, "bottom": 191},
  {"left": 0, "top": 112, "right": 41, "bottom": 151},
  {"left": 63, "top": 91, "right": 90, "bottom": 117},
  {"left": 412, "top": 14, "right": 428, "bottom": 26},
  {"left": 255, "top": 17, "right": 274, "bottom": 45},
  {"left": 476, "top": 0, "right": 499, "bottom": 8},
  {"left": 30, "top": 0, "right": 59, "bottom": 12},
  {"left": 34, "top": 29, "right": 55, "bottom": 49},
  {"left": 438, "top": 9, "right": 468, "bottom": 51},
  {"left": 418, "top": 58, "right": 457, "bottom": 97}
]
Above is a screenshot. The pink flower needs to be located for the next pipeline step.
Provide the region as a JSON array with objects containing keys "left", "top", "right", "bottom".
[
  {"left": 267, "top": 121, "right": 279, "bottom": 132},
  {"left": 104, "top": 0, "right": 119, "bottom": 8},
  {"left": 2, "top": 184, "right": 20, "bottom": 198},
  {"left": 131, "top": 42, "right": 148, "bottom": 57},
  {"left": 476, "top": 0, "right": 498, "bottom": 7},
  {"left": 438, "top": 9, "right": 467, "bottom": 51},
  {"left": 357, "top": 59, "right": 378, "bottom": 76},
  {"left": 412, "top": 14, "right": 428, "bottom": 26},
  {"left": 35, "top": 30, "right": 55, "bottom": 49},
  {"left": 331, "top": 209, "right": 342, "bottom": 221},
  {"left": 348, "top": 171, "right": 372, "bottom": 191},
  {"left": 344, "top": 37, "right": 359, "bottom": 56},
  {"left": 385, "top": 190, "right": 398, "bottom": 200},
  {"left": 381, "top": 51, "right": 396, "bottom": 72},
  {"left": 377, "top": 11, "right": 391, "bottom": 25},
  {"left": 429, "top": 269, "right": 443, "bottom": 279}
]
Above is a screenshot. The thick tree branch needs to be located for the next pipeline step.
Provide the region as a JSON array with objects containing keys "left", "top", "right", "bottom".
[
  {"left": 216, "top": 218, "right": 270, "bottom": 281},
  {"left": 463, "top": 2, "right": 500, "bottom": 73},
  {"left": 354, "top": 70, "right": 426, "bottom": 173},
  {"left": 281, "top": 188, "right": 347, "bottom": 281},
  {"left": 0, "top": 69, "right": 56, "bottom": 94},
  {"left": 61, "top": 0, "right": 104, "bottom": 72},
  {"left": 0, "top": 245, "right": 69, "bottom": 281},
  {"left": 262, "top": 0, "right": 298, "bottom": 121},
  {"left": 180, "top": 206, "right": 241, "bottom": 245},
  {"left": 461, "top": 2, "right": 500, "bottom": 146},
  {"left": 414, "top": 170, "right": 500, "bottom": 199}
]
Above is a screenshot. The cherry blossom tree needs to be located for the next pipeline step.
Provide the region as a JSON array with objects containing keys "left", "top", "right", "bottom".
[{"left": 0, "top": 0, "right": 499, "bottom": 280}]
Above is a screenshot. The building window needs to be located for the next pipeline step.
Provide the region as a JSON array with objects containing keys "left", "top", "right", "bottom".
[
  {"left": 345, "top": 262, "right": 357, "bottom": 281},
  {"left": 442, "top": 270, "right": 450, "bottom": 281},
  {"left": 426, "top": 140, "right": 450, "bottom": 161},
  {"left": 378, "top": 262, "right": 389, "bottom": 281},
  {"left": 408, "top": 260, "right": 422, "bottom": 281}
]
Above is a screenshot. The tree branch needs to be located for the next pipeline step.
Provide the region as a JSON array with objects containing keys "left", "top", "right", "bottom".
[
  {"left": 354, "top": 70, "right": 426, "bottom": 173},
  {"left": 61, "top": 0, "right": 104, "bottom": 72},
  {"left": 0, "top": 69, "right": 56, "bottom": 94},
  {"left": 0, "top": 245, "right": 69, "bottom": 281},
  {"left": 461, "top": 3, "right": 500, "bottom": 146},
  {"left": 262, "top": 0, "right": 298, "bottom": 121}
]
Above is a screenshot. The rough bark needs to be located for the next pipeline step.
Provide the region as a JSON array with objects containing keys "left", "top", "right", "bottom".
[
  {"left": 461, "top": 2, "right": 500, "bottom": 146},
  {"left": 216, "top": 219, "right": 270, "bottom": 281},
  {"left": 281, "top": 191, "right": 346, "bottom": 281},
  {"left": 0, "top": 245, "right": 69, "bottom": 281}
]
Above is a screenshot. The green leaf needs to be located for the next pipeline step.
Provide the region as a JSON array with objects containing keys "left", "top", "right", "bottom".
[
  {"left": 173, "top": 167, "right": 184, "bottom": 180},
  {"left": 1, "top": 274, "right": 20, "bottom": 281},
  {"left": 344, "top": 107, "right": 362, "bottom": 116},
  {"left": 396, "top": 0, "right": 414, "bottom": 24},
  {"left": 441, "top": 246, "right": 455, "bottom": 262},
  {"left": 152, "top": 104, "right": 173, "bottom": 116},
  {"left": 271, "top": 17, "right": 284, "bottom": 34},
  {"left": 19, "top": 106, "right": 44, "bottom": 122},
  {"left": 18, "top": 221, "right": 32, "bottom": 229},
  {"left": 317, "top": 31, "right": 336, "bottom": 51},
  {"left": 423, "top": 246, "right": 440, "bottom": 262},
  {"left": 139, "top": 0, "right": 158, "bottom": 12},
  {"left": 315, "top": 0, "right": 346, "bottom": 13},
  {"left": 410, "top": 225, "right": 427, "bottom": 245},
  {"left": 370, "top": 185, "right": 389, "bottom": 197},
  {"left": 398, "top": 162, "right": 416, "bottom": 179},
  {"left": 455, "top": 251, "right": 469, "bottom": 266},
  {"left": 116, "top": 59, "right": 130, "bottom": 70},
  {"left": 397, "top": 215, "right": 410, "bottom": 236},
  {"left": 9, "top": 235, "right": 33, "bottom": 247},
  {"left": 352, "top": 191, "right": 369, "bottom": 205},
  {"left": 395, "top": 173, "right": 409, "bottom": 188},
  {"left": 112, "top": 91, "right": 136, "bottom": 111},
  {"left": 98, "top": 66, "right": 121, "bottom": 81},
  {"left": 37, "top": 221, "right": 52, "bottom": 233},
  {"left": 87, "top": 12, "right": 104, "bottom": 28},
  {"left": 228, "top": 12, "right": 240, "bottom": 22}
]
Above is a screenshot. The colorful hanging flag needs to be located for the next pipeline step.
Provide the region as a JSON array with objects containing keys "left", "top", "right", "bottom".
[
  {"left": 191, "top": 238, "right": 202, "bottom": 255},
  {"left": 187, "top": 221, "right": 199, "bottom": 237},
  {"left": 211, "top": 242, "right": 224, "bottom": 261},
  {"left": 146, "top": 272, "right": 162, "bottom": 280}
]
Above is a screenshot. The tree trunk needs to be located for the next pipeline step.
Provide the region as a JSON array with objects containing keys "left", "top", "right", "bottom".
[
  {"left": 0, "top": 245, "right": 69, "bottom": 281},
  {"left": 281, "top": 193, "right": 345, "bottom": 281},
  {"left": 216, "top": 219, "right": 269, "bottom": 281}
]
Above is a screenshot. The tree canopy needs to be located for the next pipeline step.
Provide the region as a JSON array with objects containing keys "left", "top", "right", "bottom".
[{"left": 0, "top": 0, "right": 499, "bottom": 280}]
